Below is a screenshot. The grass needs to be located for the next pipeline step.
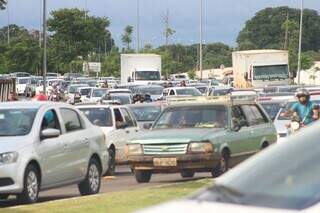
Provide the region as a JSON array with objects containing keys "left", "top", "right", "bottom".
[{"left": 2, "top": 178, "right": 212, "bottom": 213}]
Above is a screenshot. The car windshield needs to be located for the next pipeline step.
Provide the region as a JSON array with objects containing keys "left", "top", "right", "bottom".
[
  {"left": 18, "top": 79, "right": 30, "bottom": 84},
  {"left": 260, "top": 102, "right": 282, "bottom": 121},
  {"left": 197, "top": 124, "right": 320, "bottom": 210},
  {"left": 139, "top": 87, "right": 164, "bottom": 95},
  {"left": 86, "top": 81, "right": 98, "bottom": 87},
  {"left": 79, "top": 108, "right": 112, "bottom": 127},
  {"left": 211, "top": 89, "right": 231, "bottom": 96},
  {"left": 92, "top": 89, "right": 108, "bottom": 97},
  {"left": 0, "top": 109, "right": 37, "bottom": 136},
  {"left": 80, "top": 88, "right": 92, "bottom": 96},
  {"left": 110, "top": 94, "right": 131, "bottom": 105},
  {"left": 135, "top": 71, "right": 160, "bottom": 81},
  {"left": 154, "top": 105, "right": 227, "bottom": 129},
  {"left": 176, "top": 88, "right": 202, "bottom": 96},
  {"left": 68, "top": 85, "right": 88, "bottom": 94},
  {"left": 130, "top": 106, "right": 161, "bottom": 122}
]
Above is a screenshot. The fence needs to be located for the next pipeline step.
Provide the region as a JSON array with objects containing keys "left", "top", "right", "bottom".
[{"left": 0, "top": 78, "right": 16, "bottom": 102}]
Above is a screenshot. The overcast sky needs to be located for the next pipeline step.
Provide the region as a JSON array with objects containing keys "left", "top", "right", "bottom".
[{"left": 0, "top": 0, "right": 319, "bottom": 48}]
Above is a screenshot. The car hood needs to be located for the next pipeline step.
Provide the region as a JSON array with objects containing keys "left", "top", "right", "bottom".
[
  {"left": 136, "top": 200, "right": 296, "bottom": 213},
  {"left": 130, "top": 128, "right": 224, "bottom": 144},
  {"left": 0, "top": 136, "right": 32, "bottom": 152}
]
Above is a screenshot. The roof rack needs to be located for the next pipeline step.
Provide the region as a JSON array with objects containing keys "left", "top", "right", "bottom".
[{"left": 166, "top": 91, "right": 257, "bottom": 103}]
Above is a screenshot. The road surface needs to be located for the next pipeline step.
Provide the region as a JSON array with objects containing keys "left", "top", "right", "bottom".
[{"left": 0, "top": 166, "right": 213, "bottom": 207}]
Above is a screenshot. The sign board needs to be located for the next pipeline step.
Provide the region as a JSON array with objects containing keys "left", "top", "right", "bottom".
[
  {"left": 83, "top": 62, "right": 101, "bottom": 73},
  {"left": 88, "top": 62, "right": 101, "bottom": 73}
]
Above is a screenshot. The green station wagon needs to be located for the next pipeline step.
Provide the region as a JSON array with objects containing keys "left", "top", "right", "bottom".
[{"left": 126, "top": 96, "right": 277, "bottom": 183}]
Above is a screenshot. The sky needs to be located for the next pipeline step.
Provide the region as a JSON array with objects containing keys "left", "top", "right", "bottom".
[{"left": 0, "top": 0, "right": 319, "bottom": 48}]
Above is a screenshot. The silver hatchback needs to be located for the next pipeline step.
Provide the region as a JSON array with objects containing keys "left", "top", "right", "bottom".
[{"left": 0, "top": 102, "right": 109, "bottom": 204}]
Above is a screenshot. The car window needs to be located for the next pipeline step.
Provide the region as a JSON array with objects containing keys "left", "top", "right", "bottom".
[
  {"left": 231, "top": 105, "right": 248, "bottom": 127},
  {"left": 121, "top": 108, "right": 135, "bottom": 127},
  {"left": 169, "top": 90, "right": 175, "bottom": 95},
  {"left": 241, "top": 105, "right": 267, "bottom": 126},
  {"left": 250, "top": 105, "right": 268, "bottom": 124},
  {"left": 60, "top": 108, "right": 83, "bottom": 132},
  {"left": 41, "top": 110, "right": 61, "bottom": 131},
  {"left": 114, "top": 108, "right": 125, "bottom": 129}
]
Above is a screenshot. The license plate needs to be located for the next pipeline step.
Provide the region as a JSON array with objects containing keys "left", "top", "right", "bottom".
[{"left": 153, "top": 158, "right": 177, "bottom": 167}]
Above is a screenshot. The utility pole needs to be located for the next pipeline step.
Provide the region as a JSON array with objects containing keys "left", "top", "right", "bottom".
[
  {"left": 6, "top": 0, "right": 10, "bottom": 44},
  {"left": 283, "top": 12, "right": 289, "bottom": 50},
  {"left": 136, "top": 0, "right": 140, "bottom": 53},
  {"left": 199, "top": 0, "right": 203, "bottom": 80},
  {"left": 43, "top": 0, "right": 47, "bottom": 94},
  {"left": 39, "top": 0, "right": 42, "bottom": 48},
  {"left": 297, "top": 0, "right": 303, "bottom": 84}
]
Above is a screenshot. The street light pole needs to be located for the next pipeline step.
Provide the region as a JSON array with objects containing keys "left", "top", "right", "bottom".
[
  {"left": 43, "top": 0, "right": 47, "bottom": 94},
  {"left": 297, "top": 0, "right": 304, "bottom": 84},
  {"left": 199, "top": 0, "right": 203, "bottom": 80},
  {"left": 7, "top": 0, "right": 10, "bottom": 44},
  {"left": 136, "top": 0, "right": 140, "bottom": 53}
]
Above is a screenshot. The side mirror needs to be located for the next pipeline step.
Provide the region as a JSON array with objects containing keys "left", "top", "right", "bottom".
[
  {"left": 41, "top": 128, "right": 60, "bottom": 140},
  {"left": 117, "top": 122, "right": 129, "bottom": 129},
  {"left": 143, "top": 123, "right": 152, "bottom": 130}
]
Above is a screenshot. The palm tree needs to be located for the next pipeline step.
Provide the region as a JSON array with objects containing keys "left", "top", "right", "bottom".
[{"left": 121, "top": 25, "right": 133, "bottom": 50}]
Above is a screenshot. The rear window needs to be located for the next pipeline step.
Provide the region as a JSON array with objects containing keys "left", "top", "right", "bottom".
[{"left": 79, "top": 108, "right": 112, "bottom": 127}]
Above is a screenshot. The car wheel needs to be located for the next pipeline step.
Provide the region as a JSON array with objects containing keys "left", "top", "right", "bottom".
[
  {"left": 17, "top": 164, "right": 40, "bottom": 204},
  {"left": 180, "top": 170, "right": 195, "bottom": 178},
  {"left": 104, "top": 148, "right": 116, "bottom": 176},
  {"left": 212, "top": 151, "right": 229, "bottom": 178},
  {"left": 78, "top": 158, "right": 101, "bottom": 196},
  {"left": 134, "top": 170, "right": 152, "bottom": 183},
  {"left": 0, "top": 194, "right": 9, "bottom": 200}
]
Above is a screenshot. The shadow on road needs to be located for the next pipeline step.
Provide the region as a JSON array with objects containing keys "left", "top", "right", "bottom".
[{"left": 0, "top": 195, "right": 77, "bottom": 208}]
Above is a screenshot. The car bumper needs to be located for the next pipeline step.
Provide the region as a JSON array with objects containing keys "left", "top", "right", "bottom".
[
  {"left": 128, "top": 153, "right": 219, "bottom": 172},
  {"left": 0, "top": 163, "right": 24, "bottom": 194}
]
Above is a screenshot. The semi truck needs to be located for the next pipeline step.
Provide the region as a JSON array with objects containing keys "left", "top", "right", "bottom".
[
  {"left": 232, "top": 50, "right": 290, "bottom": 88},
  {"left": 121, "top": 54, "right": 162, "bottom": 85}
]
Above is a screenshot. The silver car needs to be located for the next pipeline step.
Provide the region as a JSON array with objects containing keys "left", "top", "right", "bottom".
[{"left": 0, "top": 102, "right": 109, "bottom": 204}]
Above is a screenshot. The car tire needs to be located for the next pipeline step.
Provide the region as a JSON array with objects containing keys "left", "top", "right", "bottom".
[
  {"left": 104, "top": 148, "right": 116, "bottom": 176},
  {"left": 0, "top": 194, "right": 9, "bottom": 200},
  {"left": 134, "top": 170, "right": 152, "bottom": 183},
  {"left": 180, "top": 170, "right": 195, "bottom": 178},
  {"left": 78, "top": 158, "right": 101, "bottom": 196},
  {"left": 17, "top": 164, "right": 40, "bottom": 204},
  {"left": 212, "top": 150, "right": 229, "bottom": 178}
]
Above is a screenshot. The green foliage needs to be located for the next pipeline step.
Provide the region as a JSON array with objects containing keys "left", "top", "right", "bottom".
[
  {"left": 188, "top": 70, "right": 196, "bottom": 80},
  {"left": 47, "top": 8, "right": 113, "bottom": 73},
  {"left": 102, "top": 48, "right": 120, "bottom": 77},
  {"left": 237, "top": 7, "right": 320, "bottom": 52},
  {"left": 0, "top": 0, "right": 6, "bottom": 10},
  {"left": 301, "top": 53, "right": 315, "bottom": 70},
  {"left": 121, "top": 25, "right": 133, "bottom": 51}
]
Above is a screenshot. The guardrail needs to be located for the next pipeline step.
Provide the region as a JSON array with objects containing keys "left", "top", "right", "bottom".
[{"left": 0, "top": 78, "right": 16, "bottom": 102}]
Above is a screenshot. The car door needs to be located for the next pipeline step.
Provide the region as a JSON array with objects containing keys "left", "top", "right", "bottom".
[
  {"left": 227, "top": 105, "right": 257, "bottom": 166},
  {"left": 36, "top": 109, "right": 66, "bottom": 187},
  {"left": 108, "top": 108, "right": 129, "bottom": 163},
  {"left": 59, "top": 108, "right": 90, "bottom": 181}
]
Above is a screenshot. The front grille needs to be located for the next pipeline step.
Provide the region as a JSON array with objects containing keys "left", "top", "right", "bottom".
[
  {"left": 143, "top": 144, "right": 188, "bottom": 155},
  {"left": 0, "top": 178, "right": 14, "bottom": 187},
  {"left": 278, "top": 133, "right": 287, "bottom": 138}
]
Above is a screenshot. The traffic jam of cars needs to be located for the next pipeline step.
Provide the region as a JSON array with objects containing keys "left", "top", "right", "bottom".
[{"left": 1, "top": 52, "right": 320, "bottom": 212}]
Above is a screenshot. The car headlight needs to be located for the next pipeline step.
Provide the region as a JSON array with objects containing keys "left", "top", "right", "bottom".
[
  {"left": 125, "top": 144, "right": 143, "bottom": 156},
  {"left": 0, "top": 152, "right": 19, "bottom": 165},
  {"left": 188, "top": 142, "right": 213, "bottom": 154}
]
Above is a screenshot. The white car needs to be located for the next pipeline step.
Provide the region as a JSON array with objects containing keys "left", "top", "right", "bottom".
[
  {"left": 138, "top": 121, "right": 320, "bottom": 213},
  {"left": 83, "top": 88, "right": 109, "bottom": 103},
  {"left": 76, "top": 104, "right": 140, "bottom": 175},
  {"left": 16, "top": 77, "right": 31, "bottom": 95},
  {"left": 161, "top": 87, "right": 202, "bottom": 99},
  {"left": 0, "top": 102, "right": 109, "bottom": 204}
]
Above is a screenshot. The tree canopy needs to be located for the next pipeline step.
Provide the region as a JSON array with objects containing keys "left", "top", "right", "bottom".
[{"left": 0, "top": 0, "right": 6, "bottom": 10}]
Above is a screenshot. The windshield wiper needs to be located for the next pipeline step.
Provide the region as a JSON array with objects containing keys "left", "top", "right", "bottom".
[{"left": 207, "top": 184, "right": 245, "bottom": 204}]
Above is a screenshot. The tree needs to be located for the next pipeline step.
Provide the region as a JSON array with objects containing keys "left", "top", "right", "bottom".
[
  {"left": 121, "top": 25, "right": 133, "bottom": 51},
  {"left": 47, "top": 8, "right": 112, "bottom": 73},
  {"left": 162, "top": 10, "right": 175, "bottom": 48},
  {"left": 0, "top": 0, "right": 6, "bottom": 10},
  {"left": 237, "top": 7, "right": 320, "bottom": 52},
  {"left": 102, "top": 48, "right": 120, "bottom": 77}
]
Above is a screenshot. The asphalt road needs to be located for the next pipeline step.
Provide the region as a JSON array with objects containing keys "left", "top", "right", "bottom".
[{"left": 0, "top": 166, "right": 213, "bottom": 208}]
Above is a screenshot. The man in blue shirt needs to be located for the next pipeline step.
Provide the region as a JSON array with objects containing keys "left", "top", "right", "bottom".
[{"left": 290, "top": 89, "right": 319, "bottom": 125}]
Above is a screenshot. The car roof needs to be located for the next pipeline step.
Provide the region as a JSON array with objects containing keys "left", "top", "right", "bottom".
[
  {"left": 0, "top": 101, "right": 71, "bottom": 109},
  {"left": 75, "top": 103, "right": 123, "bottom": 109}
]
